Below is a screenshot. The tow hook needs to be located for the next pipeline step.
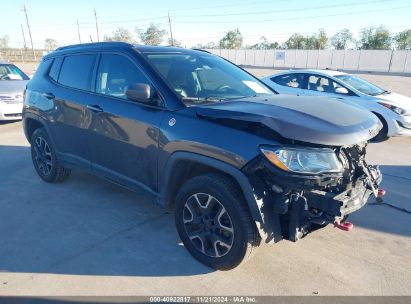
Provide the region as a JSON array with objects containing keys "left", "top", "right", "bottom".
[
  {"left": 376, "top": 188, "right": 386, "bottom": 203},
  {"left": 334, "top": 221, "right": 354, "bottom": 231}
]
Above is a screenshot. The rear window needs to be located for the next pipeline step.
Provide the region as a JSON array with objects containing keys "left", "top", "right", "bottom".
[{"left": 58, "top": 54, "right": 96, "bottom": 91}]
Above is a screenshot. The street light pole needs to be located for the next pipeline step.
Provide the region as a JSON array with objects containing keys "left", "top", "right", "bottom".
[
  {"left": 94, "top": 9, "right": 100, "bottom": 42},
  {"left": 168, "top": 11, "right": 174, "bottom": 46},
  {"left": 22, "top": 5, "right": 35, "bottom": 59},
  {"left": 77, "top": 19, "right": 81, "bottom": 43},
  {"left": 21, "top": 24, "right": 27, "bottom": 49}
]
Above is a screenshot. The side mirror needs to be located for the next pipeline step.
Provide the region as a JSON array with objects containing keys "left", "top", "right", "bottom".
[
  {"left": 335, "top": 87, "right": 349, "bottom": 95},
  {"left": 126, "top": 83, "right": 153, "bottom": 104}
]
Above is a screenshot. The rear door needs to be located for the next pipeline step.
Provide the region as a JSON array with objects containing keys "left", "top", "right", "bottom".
[
  {"left": 49, "top": 53, "right": 97, "bottom": 168},
  {"left": 268, "top": 73, "right": 306, "bottom": 95},
  {"left": 86, "top": 52, "right": 164, "bottom": 193}
]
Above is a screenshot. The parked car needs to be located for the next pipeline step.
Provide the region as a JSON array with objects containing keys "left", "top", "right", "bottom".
[
  {"left": 23, "top": 43, "right": 382, "bottom": 270},
  {"left": 0, "top": 60, "right": 30, "bottom": 121},
  {"left": 261, "top": 69, "right": 411, "bottom": 141}
]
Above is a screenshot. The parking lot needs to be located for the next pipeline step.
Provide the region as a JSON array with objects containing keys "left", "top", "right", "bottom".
[{"left": 0, "top": 71, "right": 410, "bottom": 297}]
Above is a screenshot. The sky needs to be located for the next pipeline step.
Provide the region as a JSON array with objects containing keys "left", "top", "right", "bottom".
[{"left": 1, "top": 0, "right": 411, "bottom": 49}]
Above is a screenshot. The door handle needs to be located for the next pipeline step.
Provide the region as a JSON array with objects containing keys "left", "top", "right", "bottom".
[
  {"left": 43, "top": 92, "right": 55, "bottom": 100},
  {"left": 87, "top": 104, "right": 104, "bottom": 113}
]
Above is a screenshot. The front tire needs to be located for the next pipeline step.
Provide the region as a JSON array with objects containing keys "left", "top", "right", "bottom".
[
  {"left": 371, "top": 114, "right": 388, "bottom": 142},
  {"left": 30, "top": 127, "right": 71, "bottom": 183},
  {"left": 174, "top": 173, "right": 260, "bottom": 270}
]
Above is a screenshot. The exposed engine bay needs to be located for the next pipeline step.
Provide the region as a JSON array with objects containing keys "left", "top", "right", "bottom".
[{"left": 243, "top": 142, "right": 382, "bottom": 243}]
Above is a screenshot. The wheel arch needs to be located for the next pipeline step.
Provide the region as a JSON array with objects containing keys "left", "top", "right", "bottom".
[{"left": 159, "top": 152, "right": 263, "bottom": 223}]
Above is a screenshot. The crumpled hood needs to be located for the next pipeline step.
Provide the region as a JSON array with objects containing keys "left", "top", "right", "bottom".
[{"left": 196, "top": 95, "right": 381, "bottom": 146}]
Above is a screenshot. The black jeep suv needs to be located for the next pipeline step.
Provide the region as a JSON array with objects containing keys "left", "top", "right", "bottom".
[{"left": 23, "top": 42, "right": 382, "bottom": 270}]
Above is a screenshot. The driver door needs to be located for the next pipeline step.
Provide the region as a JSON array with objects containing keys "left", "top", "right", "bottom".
[
  {"left": 301, "top": 74, "right": 350, "bottom": 99},
  {"left": 86, "top": 53, "right": 164, "bottom": 193}
]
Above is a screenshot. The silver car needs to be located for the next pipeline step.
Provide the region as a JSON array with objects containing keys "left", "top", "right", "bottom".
[
  {"left": 0, "top": 60, "right": 30, "bottom": 121},
  {"left": 262, "top": 69, "right": 411, "bottom": 141}
]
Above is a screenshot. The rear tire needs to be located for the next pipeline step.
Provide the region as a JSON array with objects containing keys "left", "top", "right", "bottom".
[
  {"left": 174, "top": 173, "right": 260, "bottom": 270},
  {"left": 30, "top": 127, "right": 71, "bottom": 183}
]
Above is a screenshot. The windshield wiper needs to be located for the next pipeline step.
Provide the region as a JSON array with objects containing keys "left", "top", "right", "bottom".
[{"left": 182, "top": 96, "right": 225, "bottom": 103}]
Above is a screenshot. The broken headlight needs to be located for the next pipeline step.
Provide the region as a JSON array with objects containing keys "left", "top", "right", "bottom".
[{"left": 260, "top": 146, "right": 343, "bottom": 174}]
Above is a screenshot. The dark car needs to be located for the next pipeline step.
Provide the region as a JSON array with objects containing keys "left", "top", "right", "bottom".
[{"left": 23, "top": 42, "right": 382, "bottom": 270}]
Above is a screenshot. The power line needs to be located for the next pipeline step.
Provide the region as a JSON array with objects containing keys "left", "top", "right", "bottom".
[
  {"left": 172, "top": 0, "right": 391, "bottom": 18},
  {"left": 173, "top": 4, "right": 411, "bottom": 24}
]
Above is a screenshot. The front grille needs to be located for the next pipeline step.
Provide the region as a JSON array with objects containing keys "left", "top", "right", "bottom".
[{"left": 0, "top": 96, "right": 22, "bottom": 104}]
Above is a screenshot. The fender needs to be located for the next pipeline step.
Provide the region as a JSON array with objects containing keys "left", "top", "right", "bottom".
[
  {"left": 159, "top": 151, "right": 264, "bottom": 224},
  {"left": 22, "top": 112, "right": 55, "bottom": 146}
]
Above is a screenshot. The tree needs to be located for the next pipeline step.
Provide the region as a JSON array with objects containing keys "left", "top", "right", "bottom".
[
  {"left": 44, "top": 38, "right": 58, "bottom": 51},
  {"left": 305, "top": 29, "right": 328, "bottom": 49},
  {"left": 358, "top": 26, "right": 392, "bottom": 50},
  {"left": 104, "top": 28, "right": 135, "bottom": 43},
  {"left": 394, "top": 29, "right": 411, "bottom": 50},
  {"left": 248, "top": 36, "right": 280, "bottom": 49},
  {"left": 168, "top": 38, "right": 183, "bottom": 47},
  {"left": 284, "top": 33, "right": 307, "bottom": 49},
  {"left": 193, "top": 42, "right": 218, "bottom": 49},
  {"left": 0, "top": 35, "right": 9, "bottom": 48},
  {"left": 137, "top": 23, "right": 167, "bottom": 45},
  {"left": 330, "top": 29, "right": 354, "bottom": 50},
  {"left": 315, "top": 28, "right": 328, "bottom": 49},
  {"left": 219, "top": 28, "right": 243, "bottom": 49}
]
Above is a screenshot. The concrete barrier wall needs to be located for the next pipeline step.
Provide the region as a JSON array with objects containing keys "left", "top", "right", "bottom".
[{"left": 204, "top": 49, "right": 411, "bottom": 74}]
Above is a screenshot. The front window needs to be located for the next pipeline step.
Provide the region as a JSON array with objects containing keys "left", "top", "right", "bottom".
[
  {"left": 96, "top": 54, "right": 150, "bottom": 100},
  {"left": 0, "top": 64, "right": 29, "bottom": 81},
  {"left": 335, "top": 74, "right": 386, "bottom": 96},
  {"left": 143, "top": 53, "right": 273, "bottom": 105},
  {"left": 307, "top": 75, "right": 346, "bottom": 94}
]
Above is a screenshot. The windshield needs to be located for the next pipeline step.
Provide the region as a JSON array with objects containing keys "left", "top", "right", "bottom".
[
  {"left": 144, "top": 52, "right": 273, "bottom": 105},
  {"left": 0, "top": 64, "right": 29, "bottom": 81},
  {"left": 335, "top": 74, "right": 386, "bottom": 96}
]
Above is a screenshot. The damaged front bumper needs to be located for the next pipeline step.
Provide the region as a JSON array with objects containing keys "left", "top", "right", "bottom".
[{"left": 244, "top": 154, "right": 382, "bottom": 243}]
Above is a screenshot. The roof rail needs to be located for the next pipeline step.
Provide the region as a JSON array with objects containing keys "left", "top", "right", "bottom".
[
  {"left": 191, "top": 48, "right": 211, "bottom": 54},
  {"left": 55, "top": 41, "right": 133, "bottom": 52}
]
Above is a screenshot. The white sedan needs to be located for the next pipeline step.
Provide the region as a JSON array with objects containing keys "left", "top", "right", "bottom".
[
  {"left": 262, "top": 69, "right": 411, "bottom": 141},
  {"left": 0, "top": 61, "right": 30, "bottom": 121}
]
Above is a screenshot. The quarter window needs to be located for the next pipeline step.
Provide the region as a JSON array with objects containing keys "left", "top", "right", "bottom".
[
  {"left": 58, "top": 54, "right": 96, "bottom": 91},
  {"left": 96, "top": 54, "right": 149, "bottom": 99},
  {"left": 49, "top": 57, "right": 63, "bottom": 81}
]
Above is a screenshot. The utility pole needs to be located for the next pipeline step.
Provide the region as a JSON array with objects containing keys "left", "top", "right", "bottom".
[
  {"left": 22, "top": 5, "right": 35, "bottom": 59},
  {"left": 94, "top": 9, "right": 100, "bottom": 42},
  {"left": 21, "top": 24, "right": 27, "bottom": 50},
  {"left": 77, "top": 20, "right": 81, "bottom": 43},
  {"left": 168, "top": 11, "right": 174, "bottom": 46}
]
